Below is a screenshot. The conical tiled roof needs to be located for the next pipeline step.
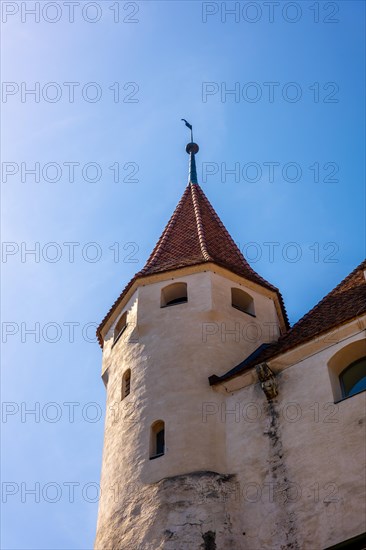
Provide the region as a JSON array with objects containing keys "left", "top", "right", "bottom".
[
  {"left": 97, "top": 181, "right": 288, "bottom": 347},
  {"left": 97, "top": 145, "right": 289, "bottom": 347}
]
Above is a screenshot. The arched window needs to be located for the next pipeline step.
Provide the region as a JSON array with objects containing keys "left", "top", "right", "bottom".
[
  {"left": 339, "top": 357, "right": 366, "bottom": 398},
  {"left": 328, "top": 340, "right": 366, "bottom": 402},
  {"left": 150, "top": 420, "right": 165, "bottom": 459},
  {"left": 122, "top": 369, "right": 131, "bottom": 400},
  {"left": 161, "top": 282, "right": 187, "bottom": 307},
  {"left": 231, "top": 288, "right": 255, "bottom": 316},
  {"left": 114, "top": 311, "right": 127, "bottom": 344}
]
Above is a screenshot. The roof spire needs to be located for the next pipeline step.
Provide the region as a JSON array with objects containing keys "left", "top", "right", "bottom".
[{"left": 181, "top": 119, "right": 199, "bottom": 185}]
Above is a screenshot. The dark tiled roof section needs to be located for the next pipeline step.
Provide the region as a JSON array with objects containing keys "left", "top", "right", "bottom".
[
  {"left": 210, "top": 259, "right": 366, "bottom": 385},
  {"left": 209, "top": 343, "right": 271, "bottom": 385},
  {"left": 96, "top": 182, "right": 289, "bottom": 347}
]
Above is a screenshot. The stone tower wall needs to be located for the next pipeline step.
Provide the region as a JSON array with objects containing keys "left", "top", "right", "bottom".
[{"left": 95, "top": 268, "right": 282, "bottom": 549}]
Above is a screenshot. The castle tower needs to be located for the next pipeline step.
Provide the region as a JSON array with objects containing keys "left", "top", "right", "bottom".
[{"left": 94, "top": 138, "right": 288, "bottom": 549}]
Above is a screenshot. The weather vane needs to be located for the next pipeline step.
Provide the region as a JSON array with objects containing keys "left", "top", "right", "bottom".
[
  {"left": 181, "top": 119, "right": 193, "bottom": 143},
  {"left": 181, "top": 119, "right": 198, "bottom": 184}
]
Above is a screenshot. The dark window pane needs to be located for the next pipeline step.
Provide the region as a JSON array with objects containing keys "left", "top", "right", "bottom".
[
  {"left": 125, "top": 376, "right": 130, "bottom": 396},
  {"left": 166, "top": 296, "right": 187, "bottom": 306},
  {"left": 122, "top": 370, "right": 131, "bottom": 399},
  {"left": 156, "top": 429, "right": 165, "bottom": 455},
  {"left": 340, "top": 357, "right": 366, "bottom": 398}
]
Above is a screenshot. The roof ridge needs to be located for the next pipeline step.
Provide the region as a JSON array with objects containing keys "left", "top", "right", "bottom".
[
  {"left": 279, "top": 258, "right": 366, "bottom": 340},
  {"left": 199, "top": 189, "right": 247, "bottom": 263},
  {"left": 190, "top": 183, "right": 213, "bottom": 262}
]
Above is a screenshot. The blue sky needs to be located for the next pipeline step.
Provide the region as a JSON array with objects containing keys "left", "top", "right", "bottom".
[{"left": 1, "top": 1, "right": 365, "bottom": 548}]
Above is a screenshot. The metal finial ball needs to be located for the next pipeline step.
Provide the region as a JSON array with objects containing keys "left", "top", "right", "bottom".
[{"left": 186, "top": 142, "right": 199, "bottom": 155}]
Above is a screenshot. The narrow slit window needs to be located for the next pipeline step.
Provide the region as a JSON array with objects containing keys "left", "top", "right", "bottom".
[
  {"left": 122, "top": 369, "right": 131, "bottom": 400},
  {"left": 150, "top": 420, "right": 165, "bottom": 459},
  {"left": 114, "top": 311, "right": 128, "bottom": 344},
  {"left": 156, "top": 428, "right": 165, "bottom": 455}
]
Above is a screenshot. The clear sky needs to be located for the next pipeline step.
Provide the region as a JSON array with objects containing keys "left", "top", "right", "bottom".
[{"left": 1, "top": 1, "right": 365, "bottom": 548}]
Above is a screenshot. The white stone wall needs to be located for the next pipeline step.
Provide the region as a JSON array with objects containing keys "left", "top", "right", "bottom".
[
  {"left": 218, "top": 331, "right": 366, "bottom": 549},
  {"left": 95, "top": 268, "right": 282, "bottom": 549}
]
